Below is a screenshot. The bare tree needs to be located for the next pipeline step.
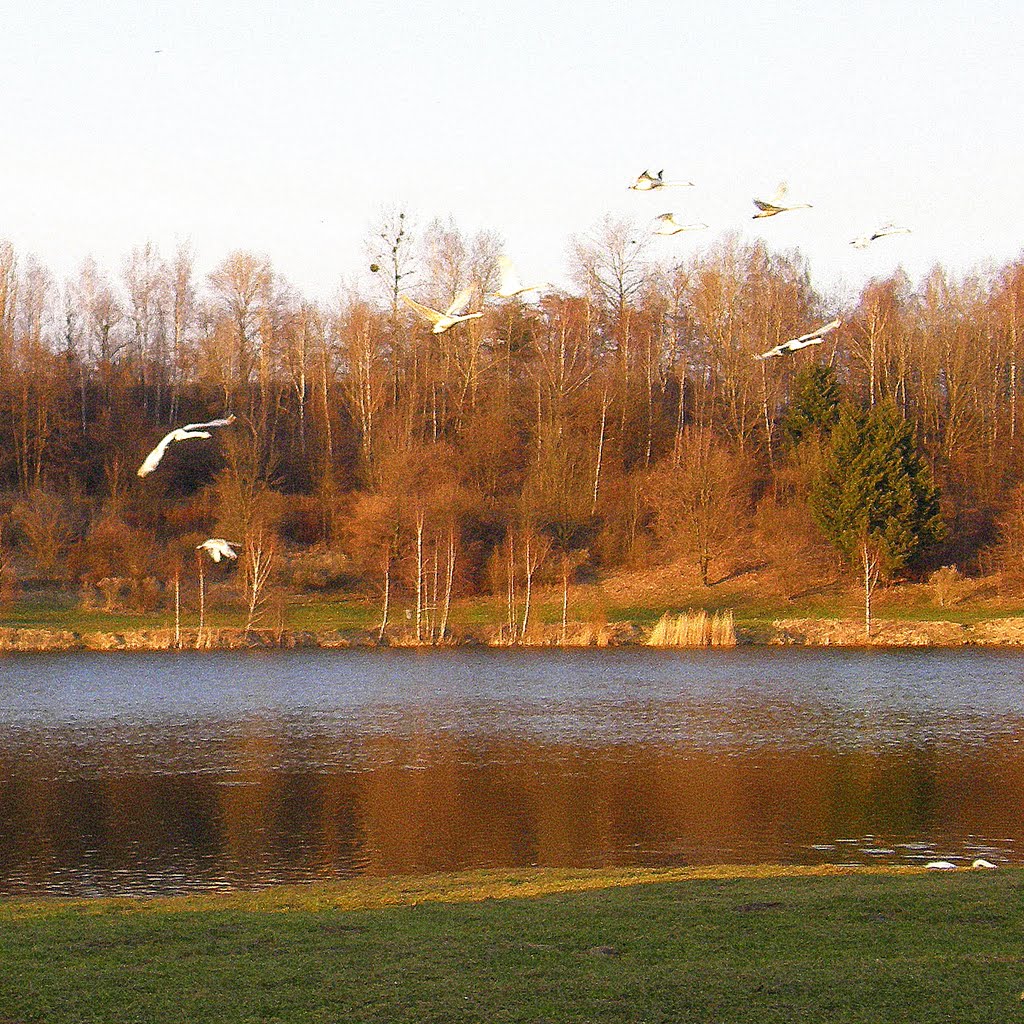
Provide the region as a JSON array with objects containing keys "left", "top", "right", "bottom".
[
  {"left": 243, "top": 525, "right": 277, "bottom": 631},
  {"left": 207, "top": 251, "right": 272, "bottom": 389},
  {"left": 647, "top": 428, "right": 750, "bottom": 585},
  {"left": 367, "top": 207, "right": 417, "bottom": 320}
]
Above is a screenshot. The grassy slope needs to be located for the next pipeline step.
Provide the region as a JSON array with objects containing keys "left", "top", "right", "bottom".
[
  {"left": 4, "top": 577, "right": 1019, "bottom": 630},
  {"left": 1, "top": 867, "right": 1022, "bottom": 1023},
  {"left": 3, "top": 559, "right": 1024, "bottom": 638}
]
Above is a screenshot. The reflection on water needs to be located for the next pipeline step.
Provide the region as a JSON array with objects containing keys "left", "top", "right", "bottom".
[{"left": 1, "top": 648, "right": 1023, "bottom": 897}]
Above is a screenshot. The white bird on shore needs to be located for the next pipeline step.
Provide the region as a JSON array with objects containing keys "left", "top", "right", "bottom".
[
  {"left": 196, "top": 539, "right": 240, "bottom": 563},
  {"left": 629, "top": 169, "right": 694, "bottom": 191},
  {"left": 850, "top": 224, "right": 912, "bottom": 248},
  {"left": 925, "top": 860, "right": 958, "bottom": 870},
  {"left": 493, "top": 256, "right": 546, "bottom": 299},
  {"left": 971, "top": 858, "right": 998, "bottom": 869},
  {"left": 401, "top": 288, "right": 483, "bottom": 334},
  {"left": 652, "top": 213, "right": 708, "bottom": 236},
  {"left": 755, "top": 318, "right": 842, "bottom": 360},
  {"left": 752, "top": 181, "right": 811, "bottom": 219},
  {"left": 137, "top": 416, "right": 236, "bottom": 477}
]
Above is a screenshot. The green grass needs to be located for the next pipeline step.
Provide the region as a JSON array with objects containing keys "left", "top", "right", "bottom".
[
  {"left": 278, "top": 599, "right": 383, "bottom": 632},
  {"left": 5, "top": 581, "right": 1024, "bottom": 640},
  {"left": 0, "top": 868, "right": 1022, "bottom": 1022}
]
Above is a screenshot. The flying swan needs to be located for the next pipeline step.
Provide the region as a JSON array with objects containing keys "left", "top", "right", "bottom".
[
  {"left": 652, "top": 213, "right": 708, "bottom": 236},
  {"left": 752, "top": 181, "right": 812, "bottom": 219},
  {"left": 196, "top": 538, "right": 240, "bottom": 563},
  {"left": 137, "top": 416, "right": 236, "bottom": 477},
  {"left": 629, "top": 169, "right": 695, "bottom": 191},
  {"left": 401, "top": 288, "right": 483, "bottom": 334},
  {"left": 756, "top": 319, "right": 842, "bottom": 359},
  {"left": 850, "top": 224, "right": 912, "bottom": 248}
]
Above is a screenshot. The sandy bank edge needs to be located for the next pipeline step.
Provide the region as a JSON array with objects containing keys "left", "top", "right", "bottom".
[{"left": 5, "top": 617, "right": 1024, "bottom": 651}]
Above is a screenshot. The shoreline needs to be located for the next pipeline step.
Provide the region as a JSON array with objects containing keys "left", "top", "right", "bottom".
[
  {"left": 0, "top": 862, "right": 984, "bottom": 917},
  {"left": 5, "top": 615, "right": 1024, "bottom": 652}
]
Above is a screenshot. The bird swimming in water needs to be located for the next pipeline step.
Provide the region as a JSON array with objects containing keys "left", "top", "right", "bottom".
[
  {"left": 401, "top": 288, "right": 483, "bottom": 334},
  {"left": 137, "top": 416, "right": 236, "bottom": 477},
  {"left": 755, "top": 318, "right": 841, "bottom": 359}
]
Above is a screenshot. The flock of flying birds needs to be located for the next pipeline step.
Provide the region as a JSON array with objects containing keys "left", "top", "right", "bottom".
[
  {"left": 136, "top": 416, "right": 240, "bottom": 565},
  {"left": 136, "top": 171, "right": 911, "bottom": 525},
  {"left": 398, "top": 169, "right": 912, "bottom": 362}
]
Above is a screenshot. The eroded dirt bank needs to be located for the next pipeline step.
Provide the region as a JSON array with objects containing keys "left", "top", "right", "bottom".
[{"left": 5, "top": 617, "right": 1024, "bottom": 652}]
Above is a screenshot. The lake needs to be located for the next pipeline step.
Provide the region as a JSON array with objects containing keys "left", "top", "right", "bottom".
[{"left": 0, "top": 647, "right": 1022, "bottom": 897}]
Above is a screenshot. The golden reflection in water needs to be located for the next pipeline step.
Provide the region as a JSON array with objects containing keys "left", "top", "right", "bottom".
[{"left": 2, "top": 720, "right": 1024, "bottom": 894}]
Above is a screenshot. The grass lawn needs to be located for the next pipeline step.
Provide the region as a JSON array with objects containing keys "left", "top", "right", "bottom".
[
  {"left": 1, "top": 866, "right": 1021, "bottom": 1022},
  {"left": 5, "top": 572, "right": 1024, "bottom": 642}
]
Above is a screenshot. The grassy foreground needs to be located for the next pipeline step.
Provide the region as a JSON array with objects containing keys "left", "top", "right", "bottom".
[{"left": 1, "top": 866, "right": 1022, "bottom": 1023}]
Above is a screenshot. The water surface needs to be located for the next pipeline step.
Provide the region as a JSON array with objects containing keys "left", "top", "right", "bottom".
[{"left": 1, "top": 647, "right": 1022, "bottom": 897}]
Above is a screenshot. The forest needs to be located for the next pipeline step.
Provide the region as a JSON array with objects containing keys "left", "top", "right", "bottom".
[{"left": 1, "top": 210, "right": 1024, "bottom": 636}]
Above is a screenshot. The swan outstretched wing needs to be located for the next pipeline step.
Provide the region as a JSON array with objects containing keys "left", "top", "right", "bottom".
[
  {"left": 497, "top": 256, "right": 522, "bottom": 295},
  {"left": 793, "top": 318, "right": 840, "bottom": 343},
  {"left": 401, "top": 294, "right": 445, "bottom": 325},
  {"left": 445, "top": 288, "right": 474, "bottom": 317},
  {"left": 630, "top": 169, "right": 661, "bottom": 190},
  {"left": 182, "top": 415, "right": 235, "bottom": 431}
]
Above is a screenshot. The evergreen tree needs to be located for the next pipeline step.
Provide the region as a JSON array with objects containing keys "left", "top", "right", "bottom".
[
  {"left": 781, "top": 364, "right": 842, "bottom": 449},
  {"left": 811, "top": 402, "right": 944, "bottom": 634}
]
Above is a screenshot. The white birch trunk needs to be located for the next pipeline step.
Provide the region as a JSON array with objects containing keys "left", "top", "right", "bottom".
[
  {"left": 379, "top": 550, "right": 390, "bottom": 643},
  {"left": 592, "top": 391, "right": 608, "bottom": 514},
  {"left": 439, "top": 529, "right": 455, "bottom": 643},
  {"left": 415, "top": 510, "right": 424, "bottom": 644},
  {"left": 196, "top": 557, "right": 205, "bottom": 649},
  {"left": 521, "top": 535, "right": 533, "bottom": 640}
]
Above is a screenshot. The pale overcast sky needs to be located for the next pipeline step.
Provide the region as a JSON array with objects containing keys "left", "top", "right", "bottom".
[{"left": 2, "top": 0, "right": 1019, "bottom": 302}]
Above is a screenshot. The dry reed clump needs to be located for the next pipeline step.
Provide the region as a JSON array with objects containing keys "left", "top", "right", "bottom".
[{"left": 647, "top": 610, "right": 737, "bottom": 647}]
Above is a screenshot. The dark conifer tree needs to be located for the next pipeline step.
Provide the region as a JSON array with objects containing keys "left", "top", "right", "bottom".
[
  {"left": 811, "top": 401, "right": 944, "bottom": 633},
  {"left": 781, "top": 364, "right": 842, "bottom": 449}
]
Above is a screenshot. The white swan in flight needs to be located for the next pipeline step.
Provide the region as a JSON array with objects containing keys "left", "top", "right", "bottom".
[
  {"left": 752, "top": 182, "right": 812, "bottom": 219},
  {"left": 652, "top": 213, "right": 708, "bottom": 236},
  {"left": 137, "top": 416, "right": 236, "bottom": 477},
  {"left": 629, "top": 169, "right": 694, "bottom": 191},
  {"left": 196, "top": 538, "right": 240, "bottom": 563},
  {"left": 850, "top": 224, "right": 912, "bottom": 248},
  {"left": 493, "top": 256, "right": 546, "bottom": 299},
  {"left": 755, "top": 318, "right": 841, "bottom": 359},
  {"left": 401, "top": 288, "right": 483, "bottom": 334}
]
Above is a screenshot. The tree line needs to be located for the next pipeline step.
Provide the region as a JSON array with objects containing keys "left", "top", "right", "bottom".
[{"left": 2, "top": 212, "right": 1024, "bottom": 628}]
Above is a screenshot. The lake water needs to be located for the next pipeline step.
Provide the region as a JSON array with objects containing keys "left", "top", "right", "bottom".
[{"left": 1, "top": 647, "right": 1022, "bottom": 897}]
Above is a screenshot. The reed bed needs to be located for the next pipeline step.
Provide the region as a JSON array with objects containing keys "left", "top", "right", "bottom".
[{"left": 647, "top": 609, "right": 736, "bottom": 647}]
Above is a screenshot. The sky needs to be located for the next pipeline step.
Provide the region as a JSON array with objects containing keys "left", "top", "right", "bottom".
[{"left": 2, "top": 0, "right": 1021, "bottom": 306}]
